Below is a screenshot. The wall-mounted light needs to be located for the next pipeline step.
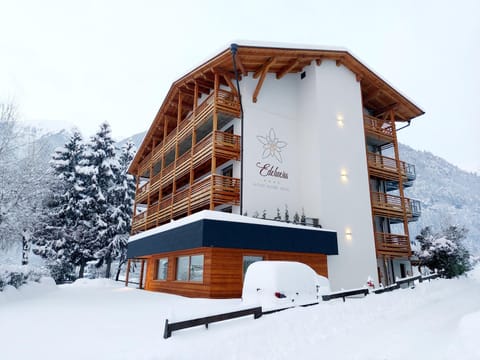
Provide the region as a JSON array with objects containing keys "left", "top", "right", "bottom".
[
  {"left": 336, "top": 114, "right": 344, "bottom": 128},
  {"left": 340, "top": 169, "right": 348, "bottom": 183},
  {"left": 345, "top": 228, "right": 352, "bottom": 241}
]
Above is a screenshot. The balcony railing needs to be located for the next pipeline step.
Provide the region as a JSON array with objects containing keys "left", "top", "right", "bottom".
[
  {"left": 136, "top": 89, "right": 240, "bottom": 173},
  {"left": 367, "top": 152, "right": 416, "bottom": 182},
  {"left": 131, "top": 174, "right": 240, "bottom": 232},
  {"left": 371, "top": 192, "right": 421, "bottom": 221},
  {"left": 375, "top": 232, "right": 411, "bottom": 257},
  {"left": 364, "top": 115, "right": 393, "bottom": 142}
]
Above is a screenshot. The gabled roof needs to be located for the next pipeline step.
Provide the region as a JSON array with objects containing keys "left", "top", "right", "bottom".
[{"left": 129, "top": 42, "right": 424, "bottom": 174}]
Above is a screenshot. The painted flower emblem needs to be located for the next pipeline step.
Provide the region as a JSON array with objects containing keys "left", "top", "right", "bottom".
[{"left": 256, "top": 128, "right": 288, "bottom": 163}]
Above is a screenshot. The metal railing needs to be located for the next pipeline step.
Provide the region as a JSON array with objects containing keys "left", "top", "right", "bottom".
[{"left": 163, "top": 307, "right": 262, "bottom": 339}]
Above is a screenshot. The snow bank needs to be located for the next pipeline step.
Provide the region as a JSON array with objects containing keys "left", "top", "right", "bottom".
[
  {"left": 0, "top": 277, "right": 57, "bottom": 305},
  {"left": 69, "top": 278, "right": 123, "bottom": 288},
  {"left": 1, "top": 270, "right": 480, "bottom": 359}
]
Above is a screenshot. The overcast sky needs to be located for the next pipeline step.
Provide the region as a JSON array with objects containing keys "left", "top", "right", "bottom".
[{"left": 1, "top": 0, "right": 479, "bottom": 173}]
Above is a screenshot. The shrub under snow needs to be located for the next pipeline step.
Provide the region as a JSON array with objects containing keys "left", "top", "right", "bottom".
[{"left": 0, "top": 265, "right": 50, "bottom": 291}]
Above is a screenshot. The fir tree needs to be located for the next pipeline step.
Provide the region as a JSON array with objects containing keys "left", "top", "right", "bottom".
[
  {"left": 32, "top": 131, "right": 85, "bottom": 281},
  {"left": 110, "top": 140, "right": 136, "bottom": 280},
  {"left": 79, "top": 123, "right": 120, "bottom": 278},
  {"left": 293, "top": 211, "right": 300, "bottom": 224}
]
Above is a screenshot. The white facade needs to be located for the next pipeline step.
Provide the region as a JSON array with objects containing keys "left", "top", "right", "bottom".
[{"left": 240, "top": 60, "right": 378, "bottom": 290}]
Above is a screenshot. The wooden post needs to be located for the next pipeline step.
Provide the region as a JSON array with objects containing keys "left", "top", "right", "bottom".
[
  {"left": 139, "top": 259, "right": 145, "bottom": 289},
  {"left": 210, "top": 73, "right": 219, "bottom": 210},
  {"left": 125, "top": 259, "right": 131, "bottom": 287},
  {"left": 389, "top": 110, "right": 410, "bottom": 255}
]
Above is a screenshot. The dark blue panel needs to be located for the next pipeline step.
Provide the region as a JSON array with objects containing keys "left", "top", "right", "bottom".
[
  {"left": 127, "top": 221, "right": 205, "bottom": 258},
  {"left": 202, "top": 220, "right": 338, "bottom": 255},
  {"left": 127, "top": 218, "right": 338, "bottom": 258}
]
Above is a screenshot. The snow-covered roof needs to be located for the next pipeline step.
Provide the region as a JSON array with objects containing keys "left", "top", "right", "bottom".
[{"left": 128, "top": 210, "right": 334, "bottom": 243}]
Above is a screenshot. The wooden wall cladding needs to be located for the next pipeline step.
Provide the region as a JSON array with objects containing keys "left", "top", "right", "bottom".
[{"left": 143, "top": 247, "right": 328, "bottom": 299}]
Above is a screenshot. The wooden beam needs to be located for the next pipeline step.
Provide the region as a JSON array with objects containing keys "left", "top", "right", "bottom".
[
  {"left": 336, "top": 59, "right": 343, "bottom": 67},
  {"left": 252, "top": 57, "right": 276, "bottom": 103},
  {"left": 221, "top": 73, "right": 238, "bottom": 97},
  {"left": 315, "top": 58, "right": 323, "bottom": 66},
  {"left": 235, "top": 52, "right": 247, "bottom": 76},
  {"left": 253, "top": 57, "right": 276, "bottom": 79},
  {"left": 356, "top": 73, "right": 363, "bottom": 82},
  {"left": 276, "top": 59, "right": 299, "bottom": 79}
]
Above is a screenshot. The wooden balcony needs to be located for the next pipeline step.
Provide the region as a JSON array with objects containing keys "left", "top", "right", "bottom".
[
  {"left": 367, "top": 152, "right": 416, "bottom": 182},
  {"left": 371, "top": 192, "right": 411, "bottom": 219},
  {"left": 375, "top": 232, "right": 411, "bottom": 257},
  {"left": 136, "top": 89, "right": 240, "bottom": 175},
  {"left": 364, "top": 115, "right": 394, "bottom": 144},
  {"left": 371, "top": 192, "right": 421, "bottom": 222},
  {"left": 131, "top": 174, "right": 240, "bottom": 233}
]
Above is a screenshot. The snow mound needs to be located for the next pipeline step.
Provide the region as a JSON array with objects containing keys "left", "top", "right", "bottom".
[
  {"left": 447, "top": 310, "right": 480, "bottom": 359},
  {"left": 468, "top": 264, "right": 480, "bottom": 281},
  {"left": 0, "top": 277, "right": 57, "bottom": 304},
  {"left": 69, "top": 278, "right": 123, "bottom": 288}
]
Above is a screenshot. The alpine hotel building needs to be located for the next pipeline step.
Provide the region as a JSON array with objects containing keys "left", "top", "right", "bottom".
[{"left": 126, "top": 42, "right": 424, "bottom": 298}]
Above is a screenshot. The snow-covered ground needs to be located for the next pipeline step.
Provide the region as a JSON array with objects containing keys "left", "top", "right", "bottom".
[{"left": 1, "top": 268, "right": 480, "bottom": 360}]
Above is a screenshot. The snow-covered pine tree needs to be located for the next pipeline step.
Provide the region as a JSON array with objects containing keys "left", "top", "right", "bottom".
[
  {"left": 415, "top": 225, "right": 472, "bottom": 278},
  {"left": 32, "top": 178, "right": 75, "bottom": 283},
  {"left": 32, "top": 131, "right": 86, "bottom": 280},
  {"left": 79, "top": 123, "right": 120, "bottom": 278},
  {"left": 111, "top": 140, "right": 136, "bottom": 280}
]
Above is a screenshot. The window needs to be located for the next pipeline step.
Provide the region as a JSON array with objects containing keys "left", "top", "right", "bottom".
[
  {"left": 222, "top": 164, "right": 233, "bottom": 178},
  {"left": 243, "top": 256, "right": 263, "bottom": 277},
  {"left": 156, "top": 258, "right": 168, "bottom": 280},
  {"left": 176, "top": 254, "right": 204, "bottom": 282}
]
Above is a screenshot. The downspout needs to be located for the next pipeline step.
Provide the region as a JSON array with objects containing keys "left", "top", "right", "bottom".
[{"left": 230, "top": 43, "right": 245, "bottom": 215}]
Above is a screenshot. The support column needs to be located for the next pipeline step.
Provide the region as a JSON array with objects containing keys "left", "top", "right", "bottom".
[
  {"left": 125, "top": 259, "right": 131, "bottom": 287},
  {"left": 389, "top": 110, "right": 411, "bottom": 255},
  {"left": 210, "top": 73, "right": 219, "bottom": 210}
]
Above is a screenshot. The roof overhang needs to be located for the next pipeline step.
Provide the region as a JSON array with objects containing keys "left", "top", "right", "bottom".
[{"left": 129, "top": 42, "right": 425, "bottom": 174}]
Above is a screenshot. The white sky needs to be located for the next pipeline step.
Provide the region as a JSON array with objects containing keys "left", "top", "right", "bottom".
[{"left": 1, "top": 0, "right": 479, "bottom": 173}]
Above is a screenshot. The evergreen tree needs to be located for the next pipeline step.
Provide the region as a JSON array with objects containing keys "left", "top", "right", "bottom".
[
  {"left": 78, "top": 123, "right": 119, "bottom": 278},
  {"left": 109, "top": 140, "right": 136, "bottom": 279},
  {"left": 32, "top": 131, "right": 85, "bottom": 281},
  {"left": 415, "top": 225, "right": 472, "bottom": 278},
  {"left": 32, "top": 181, "right": 75, "bottom": 283}
]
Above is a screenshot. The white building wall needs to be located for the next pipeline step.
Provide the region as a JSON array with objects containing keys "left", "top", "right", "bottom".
[
  {"left": 297, "top": 60, "right": 377, "bottom": 290},
  {"left": 240, "top": 60, "right": 378, "bottom": 290}
]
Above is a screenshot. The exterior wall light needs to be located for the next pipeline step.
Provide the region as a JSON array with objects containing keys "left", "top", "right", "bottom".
[
  {"left": 340, "top": 169, "right": 348, "bottom": 182},
  {"left": 345, "top": 228, "right": 352, "bottom": 241},
  {"left": 337, "top": 114, "right": 344, "bottom": 128}
]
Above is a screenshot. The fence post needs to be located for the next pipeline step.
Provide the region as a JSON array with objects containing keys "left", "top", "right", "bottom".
[{"left": 163, "top": 319, "right": 171, "bottom": 339}]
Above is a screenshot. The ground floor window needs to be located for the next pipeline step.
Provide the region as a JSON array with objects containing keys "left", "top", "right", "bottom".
[
  {"left": 176, "top": 254, "right": 204, "bottom": 282},
  {"left": 243, "top": 255, "right": 263, "bottom": 277},
  {"left": 156, "top": 258, "right": 168, "bottom": 280}
]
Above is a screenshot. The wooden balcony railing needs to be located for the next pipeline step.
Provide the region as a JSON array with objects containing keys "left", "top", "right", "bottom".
[
  {"left": 367, "top": 152, "right": 416, "bottom": 182},
  {"left": 371, "top": 191, "right": 411, "bottom": 218},
  {"left": 135, "top": 130, "right": 241, "bottom": 200},
  {"left": 370, "top": 192, "right": 421, "bottom": 221},
  {"left": 375, "top": 232, "right": 411, "bottom": 257},
  {"left": 364, "top": 115, "right": 393, "bottom": 142},
  {"left": 136, "top": 89, "right": 240, "bottom": 173},
  {"left": 131, "top": 174, "right": 240, "bottom": 232}
]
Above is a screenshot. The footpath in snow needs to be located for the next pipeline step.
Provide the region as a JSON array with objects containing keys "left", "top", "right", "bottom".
[{"left": 1, "top": 268, "right": 480, "bottom": 360}]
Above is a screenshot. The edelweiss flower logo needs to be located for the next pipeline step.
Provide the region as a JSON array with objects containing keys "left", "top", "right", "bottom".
[{"left": 256, "top": 128, "right": 288, "bottom": 163}]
